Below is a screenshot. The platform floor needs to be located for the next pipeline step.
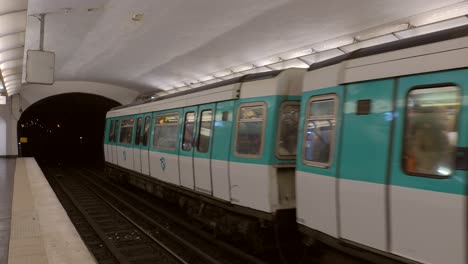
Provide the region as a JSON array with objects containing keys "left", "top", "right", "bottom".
[
  {"left": 5, "top": 158, "right": 96, "bottom": 264},
  {"left": 0, "top": 158, "right": 15, "bottom": 264}
]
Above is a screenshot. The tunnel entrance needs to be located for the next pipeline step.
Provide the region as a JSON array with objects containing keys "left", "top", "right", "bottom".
[{"left": 17, "top": 93, "right": 121, "bottom": 167}]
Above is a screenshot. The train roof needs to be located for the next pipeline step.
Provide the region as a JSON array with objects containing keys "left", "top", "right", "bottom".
[
  {"left": 110, "top": 70, "right": 283, "bottom": 111},
  {"left": 308, "top": 24, "right": 468, "bottom": 71}
]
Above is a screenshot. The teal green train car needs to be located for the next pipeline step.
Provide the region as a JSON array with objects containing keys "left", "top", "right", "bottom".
[
  {"left": 104, "top": 69, "right": 305, "bottom": 248},
  {"left": 297, "top": 25, "right": 468, "bottom": 264},
  {"left": 104, "top": 24, "right": 468, "bottom": 262}
]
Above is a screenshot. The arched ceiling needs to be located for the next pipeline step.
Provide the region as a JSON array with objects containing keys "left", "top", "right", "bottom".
[
  {"left": 0, "top": 0, "right": 27, "bottom": 96},
  {"left": 3, "top": 0, "right": 468, "bottom": 98}
]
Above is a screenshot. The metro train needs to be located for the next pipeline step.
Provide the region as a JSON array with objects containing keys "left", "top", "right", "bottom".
[{"left": 104, "top": 25, "right": 468, "bottom": 264}]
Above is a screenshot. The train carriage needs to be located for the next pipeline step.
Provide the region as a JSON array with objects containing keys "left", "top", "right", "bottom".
[
  {"left": 104, "top": 69, "right": 305, "bottom": 247},
  {"left": 297, "top": 25, "right": 468, "bottom": 264}
]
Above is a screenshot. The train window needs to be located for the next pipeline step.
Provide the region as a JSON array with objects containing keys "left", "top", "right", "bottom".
[
  {"left": 135, "top": 117, "right": 143, "bottom": 145},
  {"left": 113, "top": 120, "right": 119, "bottom": 143},
  {"left": 198, "top": 110, "right": 213, "bottom": 153},
  {"left": 142, "top": 116, "right": 151, "bottom": 147},
  {"left": 303, "top": 95, "right": 337, "bottom": 167},
  {"left": 108, "top": 120, "right": 115, "bottom": 143},
  {"left": 182, "top": 112, "right": 195, "bottom": 151},
  {"left": 403, "top": 86, "right": 460, "bottom": 177},
  {"left": 153, "top": 113, "right": 179, "bottom": 150},
  {"left": 235, "top": 102, "right": 266, "bottom": 158},
  {"left": 276, "top": 101, "right": 300, "bottom": 158},
  {"left": 119, "top": 118, "right": 135, "bottom": 145}
]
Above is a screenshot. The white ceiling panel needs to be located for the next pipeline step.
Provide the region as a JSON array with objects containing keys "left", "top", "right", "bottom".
[
  {"left": 22, "top": 0, "right": 466, "bottom": 95},
  {"left": 2, "top": 67, "right": 21, "bottom": 77},
  {"left": 0, "top": 32, "right": 25, "bottom": 53},
  {"left": 3, "top": 74, "right": 21, "bottom": 82},
  {"left": 0, "top": 11, "right": 26, "bottom": 37},
  {"left": 0, "top": 47, "right": 23, "bottom": 63},
  {"left": 0, "top": 0, "right": 27, "bottom": 15},
  {"left": 0, "top": 58, "right": 22, "bottom": 70}
]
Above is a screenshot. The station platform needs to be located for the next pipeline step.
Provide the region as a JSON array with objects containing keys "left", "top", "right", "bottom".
[{"left": 0, "top": 158, "right": 96, "bottom": 264}]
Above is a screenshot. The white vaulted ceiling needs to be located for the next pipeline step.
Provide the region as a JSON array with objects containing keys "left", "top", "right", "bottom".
[
  {"left": 0, "top": 0, "right": 27, "bottom": 96},
  {"left": 18, "top": 0, "right": 468, "bottom": 98}
]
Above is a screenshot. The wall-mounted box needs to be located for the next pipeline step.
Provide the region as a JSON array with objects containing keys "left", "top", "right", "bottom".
[{"left": 26, "top": 50, "right": 55, "bottom": 85}]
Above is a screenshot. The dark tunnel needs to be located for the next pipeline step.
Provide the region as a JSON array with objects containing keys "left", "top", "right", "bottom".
[{"left": 17, "top": 93, "right": 121, "bottom": 167}]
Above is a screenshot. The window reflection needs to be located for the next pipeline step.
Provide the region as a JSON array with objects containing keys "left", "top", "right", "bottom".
[
  {"left": 119, "top": 118, "right": 134, "bottom": 145},
  {"left": 277, "top": 102, "right": 299, "bottom": 157},
  {"left": 303, "top": 97, "right": 336, "bottom": 166},
  {"left": 404, "top": 86, "right": 460, "bottom": 177},
  {"left": 153, "top": 114, "right": 179, "bottom": 150},
  {"left": 235, "top": 104, "right": 265, "bottom": 157}
]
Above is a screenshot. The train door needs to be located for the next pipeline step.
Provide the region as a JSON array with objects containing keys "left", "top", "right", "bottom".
[
  {"left": 133, "top": 115, "right": 144, "bottom": 173},
  {"left": 389, "top": 69, "right": 468, "bottom": 264},
  {"left": 193, "top": 103, "right": 215, "bottom": 195},
  {"left": 211, "top": 101, "right": 234, "bottom": 201},
  {"left": 179, "top": 106, "right": 198, "bottom": 189},
  {"left": 111, "top": 119, "right": 119, "bottom": 165},
  {"left": 140, "top": 114, "right": 152, "bottom": 175},
  {"left": 338, "top": 79, "right": 394, "bottom": 251}
]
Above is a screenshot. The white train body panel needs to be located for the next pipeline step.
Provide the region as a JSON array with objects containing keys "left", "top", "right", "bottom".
[
  {"left": 194, "top": 157, "right": 211, "bottom": 195},
  {"left": 211, "top": 159, "right": 230, "bottom": 201},
  {"left": 339, "top": 179, "right": 387, "bottom": 251},
  {"left": 104, "top": 144, "right": 111, "bottom": 162},
  {"left": 296, "top": 171, "right": 338, "bottom": 237},
  {"left": 116, "top": 146, "right": 134, "bottom": 170},
  {"left": 178, "top": 155, "right": 194, "bottom": 189},
  {"left": 390, "top": 186, "right": 466, "bottom": 264},
  {"left": 132, "top": 147, "right": 141, "bottom": 173},
  {"left": 111, "top": 144, "right": 118, "bottom": 165},
  {"left": 149, "top": 151, "right": 180, "bottom": 186},
  {"left": 229, "top": 162, "right": 273, "bottom": 212},
  {"left": 141, "top": 149, "right": 150, "bottom": 176}
]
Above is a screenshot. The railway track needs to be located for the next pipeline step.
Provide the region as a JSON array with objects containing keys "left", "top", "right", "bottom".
[{"left": 44, "top": 166, "right": 266, "bottom": 264}]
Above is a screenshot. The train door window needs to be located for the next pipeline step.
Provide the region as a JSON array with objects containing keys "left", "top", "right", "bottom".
[
  {"left": 303, "top": 95, "right": 337, "bottom": 167},
  {"left": 197, "top": 110, "right": 212, "bottom": 153},
  {"left": 108, "top": 120, "right": 115, "bottom": 143},
  {"left": 135, "top": 117, "right": 143, "bottom": 145},
  {"left": 153, "top": 113, "right": 179, "bottom": 150},
  {"left": 276, "top": 101, "right": 300, "bottom": 159},
  {"left": 113, "top": 120, "right": 120, "bottom": 143},
  {"left": 142, "top": 116, "right": 151, "bottom": 147},
  {"left": 403, "top": 86, "right": 460, "bottom": 177},
  {"left": 119, "top": 118, "right": 135, "bottom": 145},
  {"left": 182, "top": 112, "right": 195, "bottom": 151},
  {"left": 235, "top": 102, "right": 266, "bottom": 157}
]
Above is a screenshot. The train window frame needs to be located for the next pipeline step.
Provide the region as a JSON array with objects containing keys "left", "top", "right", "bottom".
[
  {"left": 234, "top": 102, "right": 267, "bottom": 158},
  {"left": 401, "top": 84, "right": 461, "bottom": 179},
  {"left": 119, "top": 117, "right": 135, "bottom": 145},
  {"left": 152, "top": 112, "right": 180, "bottom": 151},
  {"left": 276, "top": 101, "right": 300, "bottom": 159},
  {"left": 302, "top": 94, "right": 338, "bottom": 168},
  {"left": 182, "top": 112, "right": 196, "bottom": 151},
  {"left": 142, "top": 116, "right": 151, "bottom": 147},
  {"left": 113, "top": 120, "right": 120, "bottom": 143},
  {"left": 135, "top": 117, "right": 143, "bottom": 145},
  {"left": 197, "top": 110, "right": 213, "bottom": 153},
  {"left": 108, "top": 120, "right": 115, "bottom": 143}
]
